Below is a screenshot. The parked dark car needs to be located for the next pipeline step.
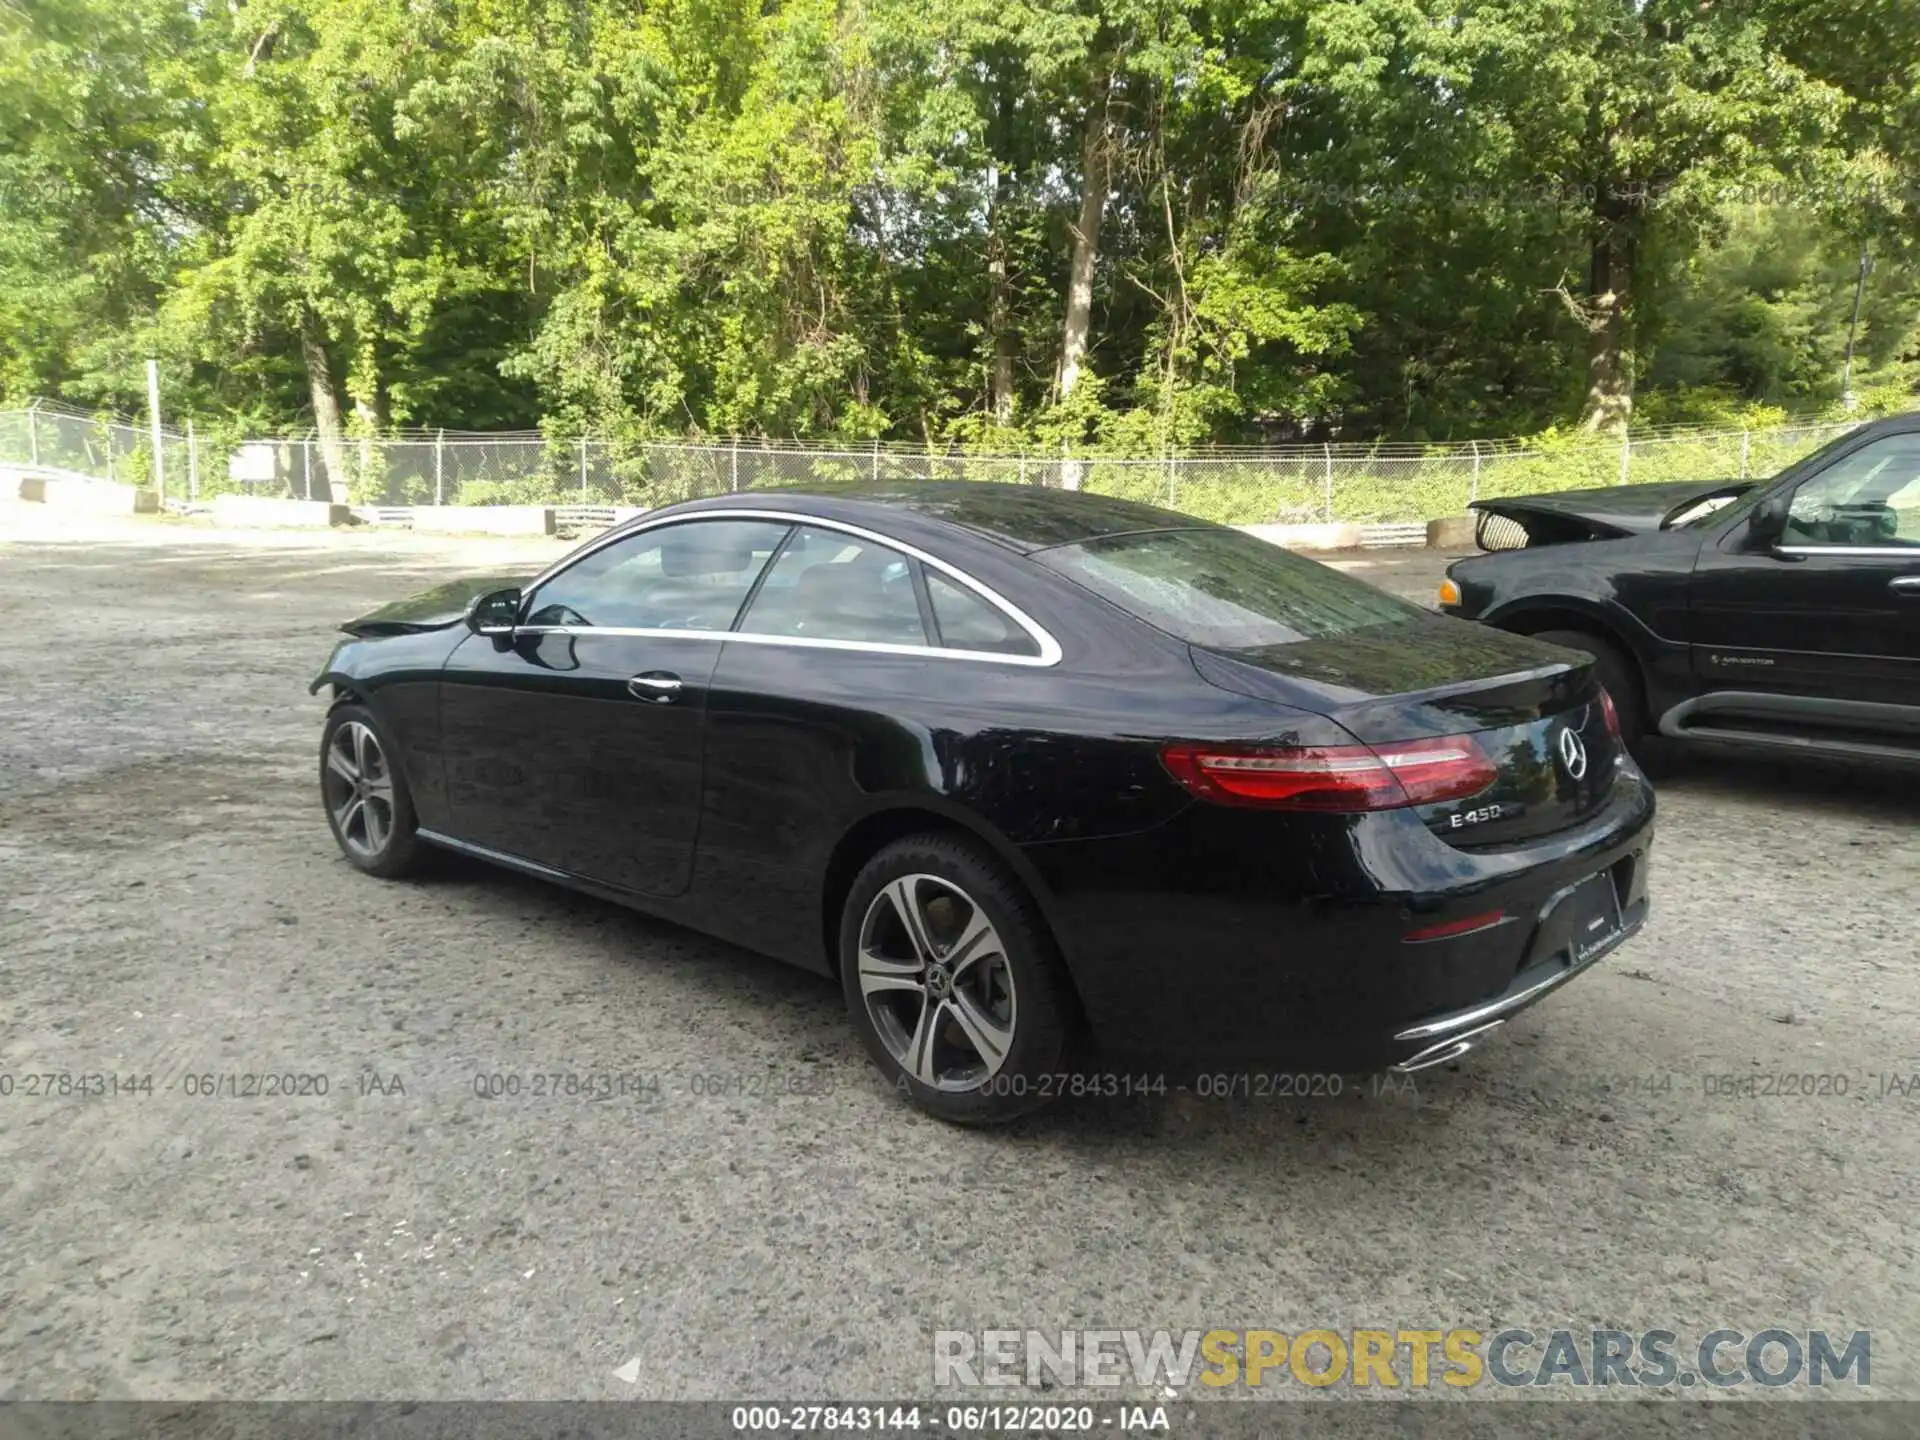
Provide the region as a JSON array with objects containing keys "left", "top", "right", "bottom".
[
  {"left": 1441, "top": 413, "right": 1920, "bottom": 761},
  {"left": 313, "top": 484, "right": 1653, "bottom": 1122}
]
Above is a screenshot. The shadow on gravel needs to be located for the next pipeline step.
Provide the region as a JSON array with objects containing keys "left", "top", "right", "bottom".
[
  {"left": 1638, "top": 740, "right": 1920, "bottom": 823},
  {"left": 417, "top": 846, "right": 1624, "bottom": 1169}
]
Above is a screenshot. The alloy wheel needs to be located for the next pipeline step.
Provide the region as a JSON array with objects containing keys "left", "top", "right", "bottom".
[
  {"left": 323, "top": 720, "right": 396, "bottom": 860},
  {"left": 856, "top": 874, "right": 1019, "bottom": 1092}
]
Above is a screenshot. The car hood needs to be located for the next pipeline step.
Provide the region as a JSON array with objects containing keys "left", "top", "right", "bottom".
[
  {"left": 339, "top": 574, "right": 528, "bottom": 637},
  {"left": 1471, "top": 479, "right": 1753, "bottom": 546}
]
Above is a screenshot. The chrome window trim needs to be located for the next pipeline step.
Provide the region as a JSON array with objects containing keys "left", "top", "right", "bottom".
[
  {"left": 516, "top": 508, "right": 1063, "bottom": 667},
  {"left": 512, "top": 625, "right": 1054, "bottom": 666},
  {"left": 1774, "top": 545, "right": 1919, "bottom": 558}
]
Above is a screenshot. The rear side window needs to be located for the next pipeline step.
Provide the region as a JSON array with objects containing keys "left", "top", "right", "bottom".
[
  {"left": 926, "top": 571, "right": 1040, "bottom": 657},
  {"left": 1037, "top": 527, "right": 1423, "bottom": 649}
]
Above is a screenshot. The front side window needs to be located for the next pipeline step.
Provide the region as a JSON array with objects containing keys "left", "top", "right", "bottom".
[
  {"left": 1784, "top": 436, "right": 1920, "bottom": 548},
  {"left": 1036, "top": 526, "right": 1424, "bottom": 650},
  {"left": 737, "top": 525, "right": 929, "bottom": 646},
  {"left": 524, "top": 519, "right": 791, "bottom": 629}
]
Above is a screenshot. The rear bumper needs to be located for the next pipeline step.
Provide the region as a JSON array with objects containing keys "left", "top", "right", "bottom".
[
  {"left": 1023, "top": 765, "right": 1656, "bottom": 1075},
  {"left": 1389, "top": 884, "right": 1649, "bottom": 1072}
]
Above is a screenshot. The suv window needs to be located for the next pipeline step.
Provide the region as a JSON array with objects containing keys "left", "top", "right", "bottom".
[
  {"left": 738, "top": 525, "right": 929, "bottom": 646},
  {"left": 524, "top": 519, "right": 791, "bottom": 629},
  {"left": 1037, "top": 526, "right": 1423, "bottom": 649},
  {"left": 1785, "top": 435, "right": 1920, "bottom": 548}
]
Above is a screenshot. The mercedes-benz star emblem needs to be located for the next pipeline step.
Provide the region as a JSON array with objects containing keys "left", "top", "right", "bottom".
[{"left": 1557, "top": 726, "right": 1589, "bottom": 781}]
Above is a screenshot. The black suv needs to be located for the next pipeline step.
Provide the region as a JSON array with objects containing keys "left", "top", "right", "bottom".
[{"left": 1439, "top": 412, "right": 1920, "bottom": 763}]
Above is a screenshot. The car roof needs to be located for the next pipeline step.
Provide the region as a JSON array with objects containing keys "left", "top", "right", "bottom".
[{"left": 662, "top": 479, "right": 1212, "bottom": 554}]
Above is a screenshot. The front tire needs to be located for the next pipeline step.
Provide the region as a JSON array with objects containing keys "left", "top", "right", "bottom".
[
  {"left": 320, "top": 703, "right": 424, "bottom": 878},
  {"left": 839, "top": 834, "right": 1074, "bottom": 1125},
  {"left": 1534, "top": 628, "right": 1647, "bottom": 752}
]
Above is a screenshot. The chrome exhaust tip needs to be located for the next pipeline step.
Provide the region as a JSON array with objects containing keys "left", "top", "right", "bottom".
[{"left": 1390, "top": 1019, "right": 1506, "bottom": 1075}]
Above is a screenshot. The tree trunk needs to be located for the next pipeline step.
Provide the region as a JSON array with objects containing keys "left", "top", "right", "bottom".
[
  {"left": 1579, "top": 198, "right": 1636, "bottom": 435},
  {"left": 351, "top": 385, "right": 385, "bottom": 504},
  {"left": 299, "top": 309, "right": 351, "bottom": 502},
  {"left": 1056, "top": 72, "right": 1114, "bottom": 489},
  {"left": 1057, "top": 77, "right": 1112, "bottom": 406},
  {"left": 986, "top": 80, "right": 1017, "bottom": 427},
  {"left": 987, "top": 167, "right": 1014, "bottom": 427}
]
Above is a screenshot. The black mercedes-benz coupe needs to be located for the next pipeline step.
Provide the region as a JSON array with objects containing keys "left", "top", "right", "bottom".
[{"left": 312, "top": 483, "right": 1654, "bottom": 1122}]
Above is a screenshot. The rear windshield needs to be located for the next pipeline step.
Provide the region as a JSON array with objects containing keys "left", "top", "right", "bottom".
[{"left": 1037, "top": 527, "right": 1424, "bottom": 649}]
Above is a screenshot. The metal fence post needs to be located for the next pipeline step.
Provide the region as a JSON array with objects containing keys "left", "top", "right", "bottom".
[
  {"left": 1618, "top": 431, "right": 1631, "bottom": 484},
  {"left": 1165, "top": 450, "right": 1176, "bottom": 508},
  {"left": 303, "top": 438, "right": 312, "bottom": 499},
  {"left": 872, "top": 439, "right": 880, "bottom": 482},
  {"left": 434, "top": 429, "right": 445, "bottom": 506},
  {"left": 26, "top": 399, "right": 39, "bottom": 468},
  {"left": 730, "top": 439, "right": 739, "bottom": 493},
  {"left": 1322, "top": 443, "right": 1333, "bottom": 522},
  {"left": 1739, "top": 429, "right": 1751, "bottom": 479},
  {"left": 1469, "top": 440, "right": 1481, "bottom": 505},
  {"left": 579, "top": 435, "right": 589, "bottom": 496},
  {"left": 1018, "top": 449, "right": 1026, "bottom": 486},
  {"left": 106, "top": 424, "right": 115, "bottom": 485},
  {"left": 187, "top": 418, "right": 198, "bottom": 502}
]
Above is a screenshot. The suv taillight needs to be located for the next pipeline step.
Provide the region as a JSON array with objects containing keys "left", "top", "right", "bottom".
[
  {"left": 1598, "top": 687, "right": 1621, "bottom": 740},
  {"left": 1160, "top": 736, "right": 1498, "bottom": 812}
]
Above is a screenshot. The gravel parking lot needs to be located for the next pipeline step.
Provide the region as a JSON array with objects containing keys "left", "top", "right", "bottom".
[{"left": 1, "top": 499, "right": 1916, "bottom": 1406}]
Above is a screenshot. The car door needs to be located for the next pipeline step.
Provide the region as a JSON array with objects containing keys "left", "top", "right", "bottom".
[
  {"left": 1689, "top": 431, "right": 1920, "bottom": 709},
  {"left": 690, "top": 523, "right": 1061, "bottom": 954},
  {"left": 437, "top": 517, "right": 793, "bottom": 895}
]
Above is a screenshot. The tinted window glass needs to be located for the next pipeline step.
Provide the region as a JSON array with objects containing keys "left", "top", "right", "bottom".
[
  {"left": 525, "top": 520, "right": 790, "bottom": 629},
  {"left": 1038, "top": 527, "right": 1423, "bottom": 648},
  {"left": 739, "top": 525, "right": 929, "bottom": 646},
  {"left": 1785, "top": 436, "right": 1920, "bottom": 547},
  {"left": 926, "top": 571, "right": 1038, "bottom": 656}
]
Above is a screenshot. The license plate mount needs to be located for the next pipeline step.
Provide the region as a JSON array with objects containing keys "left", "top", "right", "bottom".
[{"left": 1536, "top": 870, "right": 1625, "bottom": 970}]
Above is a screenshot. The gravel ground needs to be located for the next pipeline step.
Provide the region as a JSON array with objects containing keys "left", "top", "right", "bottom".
[{"left": 0, "top": 500, "right": 1916, "bottom": 1404}]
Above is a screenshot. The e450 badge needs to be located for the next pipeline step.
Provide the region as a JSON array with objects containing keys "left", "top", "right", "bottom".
[{"left": 1447, "top": 802, "right": 1511, "bottom": 829}]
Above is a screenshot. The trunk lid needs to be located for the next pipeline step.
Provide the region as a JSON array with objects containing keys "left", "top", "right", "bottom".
[{"left": 1190, "top": 616, "right": 1621, "bottom": 845}]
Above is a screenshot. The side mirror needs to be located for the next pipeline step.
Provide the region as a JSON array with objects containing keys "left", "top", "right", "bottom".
[
  {"left": 467, "top": 587, "right": 522, "bottom": 634},
  {"left": 1745, "top": 497, "right": 1789, "bottom": 550}
]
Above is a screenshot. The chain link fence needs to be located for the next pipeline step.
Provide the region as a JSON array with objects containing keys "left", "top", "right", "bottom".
[{"left": 0, "top": 400, "right": 1872, "bottom": 526}]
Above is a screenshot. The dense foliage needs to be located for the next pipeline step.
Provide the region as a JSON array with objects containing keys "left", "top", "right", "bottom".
[{"left": 2, "top": 0, "right": 1915, "bottom": 463}]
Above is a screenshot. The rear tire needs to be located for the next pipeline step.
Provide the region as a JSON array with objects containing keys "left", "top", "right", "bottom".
[
  {"left": 839, "top": 834, "right": 1074, "bottom": 1125},
  {"left": 320, "top": 703, "right": 425, "bottom": 878},
  {"left": 1533, "top": 629, "right": 1646, "bottom": 752}
]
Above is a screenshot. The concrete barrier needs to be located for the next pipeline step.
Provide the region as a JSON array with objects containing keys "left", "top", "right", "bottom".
[
  {"left": 1427, "top": 513, "right": 1479, "bottom": 549},
  {"left": 1238, "top": 521, "right": 1367, "bottom": 552},
  {"left": 411, "top": 504, "right": 557, "bottom": 537},
  {"left": 18, "top": 476, "right": 160, "bottom": 513},
  {"left": 211, "top": 494, "right": 351, "bottom": 528}
]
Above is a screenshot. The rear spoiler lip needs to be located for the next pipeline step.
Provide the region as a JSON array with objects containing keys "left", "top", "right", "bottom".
[{"left": 1349, "top": 658, "right": 1584, "bottom": 712}]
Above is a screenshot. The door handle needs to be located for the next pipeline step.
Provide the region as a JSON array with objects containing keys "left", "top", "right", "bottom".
[
  {"left": 627, "top": 672, "right": 684, "bottom": 702},
  {"left": 1890, "top": 576, "right": 1920, "bottom": 596}
]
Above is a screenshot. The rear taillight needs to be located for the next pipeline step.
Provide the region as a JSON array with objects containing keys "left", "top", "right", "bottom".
[
  {"left": 1160, "top": 736, "right": 1498, "bottom": 812},
  {"left": 1598, "top": 687, "right": 1621, "bottom": 740}
]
